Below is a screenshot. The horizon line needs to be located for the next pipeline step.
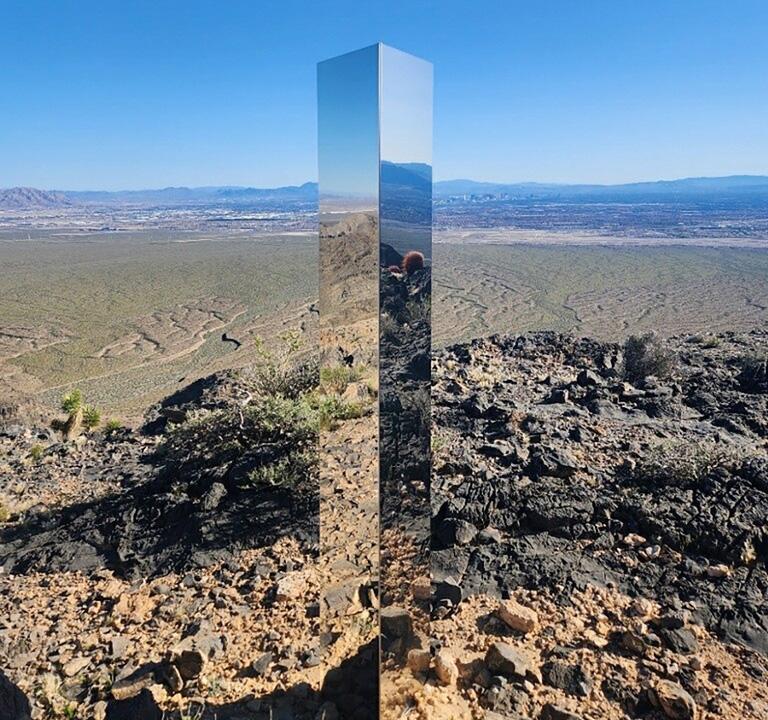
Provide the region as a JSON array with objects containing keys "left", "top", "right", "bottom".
[{"left": 2, "top": 172, "right": 768, "bottom": 195}]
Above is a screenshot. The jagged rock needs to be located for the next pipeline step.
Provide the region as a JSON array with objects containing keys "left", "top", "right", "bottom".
[
  {"left": 251, "top": 651, "right": 273, "bottom": 677},
  {"left": 407, "top": 648, "right": 430, "bottom": 675},
  {"left": 542, "top": 660, "right": 592, "bottom": 697},
  {"left": 496, "top": 600, "right": 538, "bottom": 634},
  {"left": 654, "top": 680, "right": 697, "bottom": 719},
  {"left": 438, "top": 517, "right": 477, "bottom": 546},
  {"left": 485, "top": 642, "right": 540, "bottom": 684},
  {"left": 540, "top": 703, "right": 582, "bottom": 720},
  {"left": 577, "top": 369, "right": 602, "bottom": 387},
  {"left": 172, "top": 647, "right": 206, "bottom": 680},
  {"left": 105, "top": 688, "right": 162, "bottom": 720},
  {"left": 659, "top": 627, "right": 699, "bottom": 655},
  {"left": 434, "top": 578, "right": 463, "bottom": 607},
  {"left": 111, "top": 663, "right": 164, "bottom": 700},
  {"left": 381, "top": 607, "right": 412, "bottom": 639},
  {"left": 0, "top": 670, "right": 31, "bottom": 720},
  {"left": 529, "top": 448, "right": 579, "bottom": 478},
  {"left": 434, "top": 649, "right": 458, "bottom": 686}
]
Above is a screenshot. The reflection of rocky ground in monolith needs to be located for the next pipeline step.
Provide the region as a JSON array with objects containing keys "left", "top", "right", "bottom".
[{"left": 379, "top": 264, "right": 431, "bottom": 620}]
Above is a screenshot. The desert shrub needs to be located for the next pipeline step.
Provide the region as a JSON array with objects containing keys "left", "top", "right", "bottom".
[
  {"left": 29, "top": 444, "right": 44, "bottom": 462},
  {"left": 162, "top": 394, "right": 318, "bottom": 491},
  {"left": 105, "top": 419, "right": 122, "bottom": 433},
  {"left": 404, "top": 296, "right": 431, "bottom": 326},
  {"left": 58, "top": 389, "right": 101, "bottom": 437},
  {"left": 248, "top": 333, "right": 318, "bottom": 399},
  {"left": 737, "top": 353, "right": 768, "bottom": 394},
  {"left": 317, "top": 395, "right": 364, "bottom": 431},
  {"left": 622, "top": 333, "right": 675, "bottom": 383},
  {"left": 320, "top": 365, "right": 362, "bottom": 394},
  {"left": 380, "top": 313, "right": 400, "bottom": 343},
  {"left": 82, "top": 405, "right": 101, "bottom": 430},
  {"left": 248, "top": 453, "right": 316, "bottom": 488},
  {"left": 0, "top": 502, "right": 9, "bottom": 523},
  {"left": 626, "top": 441, "right": 737, "bottom": 489},
  {"left": 689, "top": 333, "right": 721, "bottom": 348},
  {"left": 61, "top": 389, "right": 83, "bottom": 414},
  {"left": 402, "top": 250, "right": 425, "bottom": 275}
]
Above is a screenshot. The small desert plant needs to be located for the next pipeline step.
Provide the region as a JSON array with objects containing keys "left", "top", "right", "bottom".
[
  {"left": 404, "top": 296, "right": 431, "bottom": 326},
  {"left": 317, "top": 395, "right": 364, "bottom": 431},
  {"left": 249, "top": 334, "right": 318, "bottom": 399},
  {"left": 621, "top": 333, "right": 675, "bottom": 383},
  {"left": 248, "top": 453, "right": 315, "bottom": 488},
  {"left": 0, "top": 502, "right": 10, "bottom": 523},
  {"left": 104, "top": 418, "right": 122, "bottom": 434},
  {"left": 380, "top": 312, "right": 400, "bottom": 343},
  {"left": 61, "top": 389, "right": 83, "bottom": 415},
  {"left": 82, "top": 405, "right": 101, "bottom": 430},
  {"left": 163, "top": 394, "right": 318, "bottom": 492},
  {"left": 59, "top": 390, "right": 85, "bottom": 440},
  {"left": 320, "top": 365, "right": 362, "bottom": 394},
  {"left": 29, "top": 443, "right": 45, "bottom": 462},
  {"left": 626, "top": 440, "right": 737, "bottom": 489},
  {"left": 402, "top": 250, "right": 425, "bottom": 275},
  {"left": 737, "top": 353, "right": 768, "bottom": 393}
]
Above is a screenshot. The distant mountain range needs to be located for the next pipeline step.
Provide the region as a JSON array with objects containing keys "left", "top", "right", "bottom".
[
  {"left": 0, "top": 187, "right": 73, "bottom": 209},
  {"left": 434, "top": 175, "right": 768, "bottom": 200},
  {"left": 1, "top": 175, "right": 767, "bottom": 210}
]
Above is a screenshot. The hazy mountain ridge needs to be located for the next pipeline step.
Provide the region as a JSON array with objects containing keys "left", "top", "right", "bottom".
[
  {"left": 0, "top": 187, "right": 72, "bottom": 209},
  {"left": 1, "top": 175, "right": 767, "bottom": 210},
  {"left": 435, "top": 175, "right": 768, "bottom": 200}
]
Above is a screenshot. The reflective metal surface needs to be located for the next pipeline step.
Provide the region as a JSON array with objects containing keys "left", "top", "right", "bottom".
[
  {"left": 318, "top": 44, "right": 432, "bottom": 718},
  {"left": 377, "top": 45, "right": 433, "bottom": 712},
  {"left": 318, "top": 44, "right": 381, "bottom": 715}
]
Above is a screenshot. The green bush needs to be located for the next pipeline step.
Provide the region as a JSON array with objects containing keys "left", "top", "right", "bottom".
[
  {"left": 82, "top": 405, "right": 101, "bottom": 430},
  {"left": 29, "top": 444, "right": 44, "bottom": 462},
  {"left": 61, "top": 389, "right": 83, "bottom": 414},
  {"left": 317, "top": 395, "right": 364, "bottom": 431},
  {"left": 247, "top": 341, "right": 318, "bottom": 399},
  {"left": 105, "top": 419, "right": 122, "bottom": 433},
  {"left": 622, "top": 333, "right": 675, "bottom": 383},
  {"left": 320, "top": 365, "right": 362, "bottom": 394},
  {"left": 162, "top": 394, "right": 318, "bottom": 492}
]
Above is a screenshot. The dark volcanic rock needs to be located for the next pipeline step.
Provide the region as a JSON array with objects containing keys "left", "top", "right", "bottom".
[
  {"left": 105, "top": 688, "right": 162, "bottom": 720},
  {"left": 542, "top": 660, "right": 592, "bottom": 697},
  {"left": 432, "top": 329, "right": 768, "bottom": 654},
  {"left": 0, "top": 670, "right": 31, "bottom": 720}
]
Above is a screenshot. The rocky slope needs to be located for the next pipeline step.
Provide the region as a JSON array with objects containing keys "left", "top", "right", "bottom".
[
  {"left": 432, "top": 330, "right": 768, "bottom": 657},
  {"left": 0, "top": 328, "right": 766, "bottom": 719}
]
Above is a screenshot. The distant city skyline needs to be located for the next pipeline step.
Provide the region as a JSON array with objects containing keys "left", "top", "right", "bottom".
[{"left": 1, "top": 0, "right": 767, "bottom": 190}]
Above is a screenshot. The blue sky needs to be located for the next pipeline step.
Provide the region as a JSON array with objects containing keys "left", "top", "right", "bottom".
[{"left": 1, "top": 0, "right": 766, "bottom": 189}]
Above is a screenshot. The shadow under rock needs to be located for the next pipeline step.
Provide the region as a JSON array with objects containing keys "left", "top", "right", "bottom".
[
  {"left": 154, "top": 640, "right": 379, "bottom": 720},
  {"left": 0, "top": 458, "right": 318, "bottom": 580}
]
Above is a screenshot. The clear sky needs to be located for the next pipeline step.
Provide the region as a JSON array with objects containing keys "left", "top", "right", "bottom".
[{"left": 1, "top": 0, "right": 766, "bottom": 189}]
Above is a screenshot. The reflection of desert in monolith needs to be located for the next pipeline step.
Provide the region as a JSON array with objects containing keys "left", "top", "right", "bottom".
[
  {"left": 377, "top": 44, "right": 434, "bottom": 718},
  {"left": 317, "top": 43, "right": 381, "bottom": 716},
  {"left": 318, "top": 207, "right": 380, "bottom": 715}
]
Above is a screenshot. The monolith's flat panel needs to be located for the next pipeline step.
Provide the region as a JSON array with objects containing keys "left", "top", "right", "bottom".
[
  {"left": 378, "top": 45, "right": 433, "bottom": 713},
  {"left": 318, "top": 43, "right": 432, "bottom": 719},
  {"left": 318, "top": 44, "right": 380, "bottom": 715}
]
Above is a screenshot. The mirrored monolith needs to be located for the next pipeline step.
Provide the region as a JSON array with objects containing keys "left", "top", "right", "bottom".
[{"left": 318, "top": 43, "right": 432, "bottom": 719}]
